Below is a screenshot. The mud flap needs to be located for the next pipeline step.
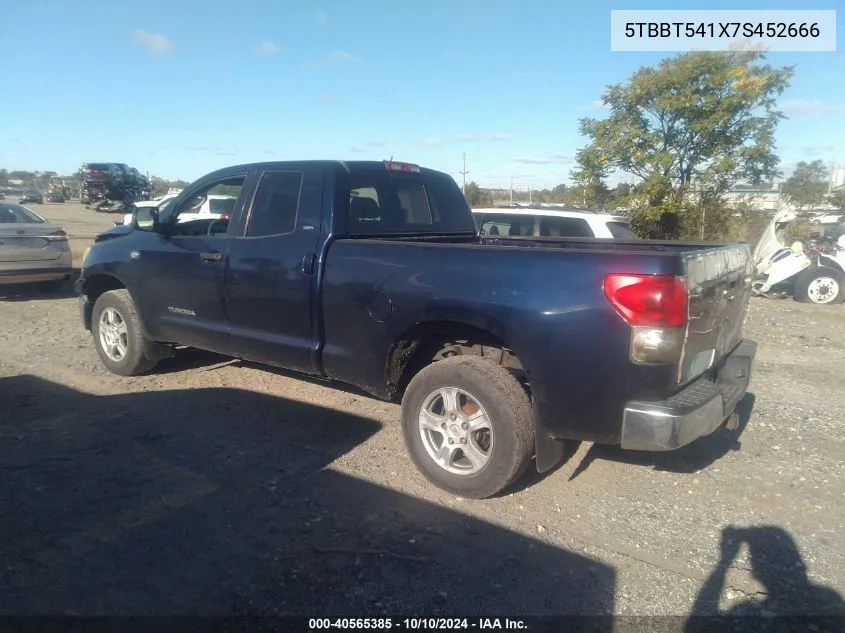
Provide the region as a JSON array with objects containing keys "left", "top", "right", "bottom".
[{"left": 533, "top": 401, "right": 566, "bottom": 473}]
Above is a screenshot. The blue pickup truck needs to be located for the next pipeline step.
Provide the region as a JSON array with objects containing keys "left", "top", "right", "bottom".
[{"left": 77, "top": 160, "right": 757, "bottom": 498}]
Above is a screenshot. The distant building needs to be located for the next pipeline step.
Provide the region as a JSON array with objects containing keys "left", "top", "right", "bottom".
[{"left": 723, "top": 182, "right": 782, "bottom": 211}]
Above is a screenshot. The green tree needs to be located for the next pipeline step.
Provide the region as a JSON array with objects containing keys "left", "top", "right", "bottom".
[
  {"left": 829, "top": 189, "right": 845, "bottom": 212},
  {"left": 463, "top": 181, "right": 492, "bottom": 208},
  {"left": 572, "top": 50, "right": 793, "bottom": 238},
  {"left": 781, "top": 160, "right": 829, "bottom": 209}
]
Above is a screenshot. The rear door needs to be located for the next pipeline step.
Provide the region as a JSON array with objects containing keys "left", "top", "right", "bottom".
[
  {"left": 0, "top": 205, "right": 65, "bottom": 264},
  {"left": 224, "top": 167, "right": 324, "bottom": 373}
]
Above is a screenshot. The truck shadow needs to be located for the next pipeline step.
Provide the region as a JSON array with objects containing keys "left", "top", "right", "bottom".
[
  {"left": 0, "top": 269, "right": 80, "bottom": 302},
  {"left": 0, "top": 374, "right": 615, "bottom": 616},
  {"left": 568, "top": 393, "right": 756, "bottom": 480}
]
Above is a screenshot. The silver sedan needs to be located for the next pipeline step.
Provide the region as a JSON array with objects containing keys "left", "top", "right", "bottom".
[{"left": 0, "top": 202, "right": 73, "bottom": 290}]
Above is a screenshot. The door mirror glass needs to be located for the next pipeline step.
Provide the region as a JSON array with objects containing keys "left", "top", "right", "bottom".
[{"left": 133, "top": 206, "right": 159, "bottom": 232}]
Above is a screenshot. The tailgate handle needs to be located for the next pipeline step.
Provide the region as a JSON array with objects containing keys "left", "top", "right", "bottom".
[{"left": 200, "top": 251, "right": 223, "bottom": 263}]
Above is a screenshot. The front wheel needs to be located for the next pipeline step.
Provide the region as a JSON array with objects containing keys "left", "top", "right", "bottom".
[
  {"left": 91, "top": 289, "right": 159, "bottom": 375},
  {"left": 794, "top": 266, "right": 844, "bottom": 304},
  {"left": 401, "top": 356, "right": 535, "bottom": 499}
]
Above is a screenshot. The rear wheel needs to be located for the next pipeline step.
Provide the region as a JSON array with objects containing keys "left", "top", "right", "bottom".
[
  {"left": 794, "top": 266, "right": 844, "bottom": 304},
  {"left": 91, "top": 289, "right": 159, "bottom": 375},
  {"left": 401, "top": 356, "right": 534, "bottom": 499}
]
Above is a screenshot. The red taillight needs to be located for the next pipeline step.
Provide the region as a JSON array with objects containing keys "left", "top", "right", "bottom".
[
  {"left": 47, "top": 229, "right": 68, "bottom": 242},
  {"left": 603, "top": 273, "right": 687, "bottom": 328}
]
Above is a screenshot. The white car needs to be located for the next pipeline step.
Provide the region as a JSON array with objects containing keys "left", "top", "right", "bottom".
[
  {"left": 122, "top": 193, "right": 237, "bottom": 227},
  {"left": 810, "top": 212, "right": 844, "bottom": 226},
  {"left": 472, "top": 207, "right": 635, "bottom": 239},
  {"left": 122, "top": 192, "right": 181, "bottom": 226}
]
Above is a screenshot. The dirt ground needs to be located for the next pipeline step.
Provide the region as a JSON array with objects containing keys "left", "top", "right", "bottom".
[{"left": 1, "top": 202, "right": 844, "bottom": 619}]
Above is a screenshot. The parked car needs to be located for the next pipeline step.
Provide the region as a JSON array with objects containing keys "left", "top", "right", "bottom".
[
  {"left": 0, "top": 202, "right": 73, "bottom": 291},
  {"left": 46, "top": 192, "right": 66, "bottom": 203},
  {"left": 810, "top": 212, "right": 844, "bottom": 226},
  {"left": 19, "top": 190, "right": 44, "bottom": 204},
  {"left": 77, "top": 160, "right": 756, "bottom": 498},
  {"left": 472, "top": 207, "right": 635, "bottom": 239}
]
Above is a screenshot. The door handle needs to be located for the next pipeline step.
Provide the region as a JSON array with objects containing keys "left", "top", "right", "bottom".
[{"left": 200, "top": 251, "right": 223, "bottom": 262}]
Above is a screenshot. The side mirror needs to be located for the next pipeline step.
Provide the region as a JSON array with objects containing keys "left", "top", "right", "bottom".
[{"left": 132, "top": 206, "right": 159, "bottom": 232}]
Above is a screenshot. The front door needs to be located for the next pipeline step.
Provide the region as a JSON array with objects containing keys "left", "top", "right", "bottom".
[
  {"left": 224, "top": 168, "right": 323, "bottom": 373},
  {"left": 135, "top": 172, "right": 253, "bottom": 354}
]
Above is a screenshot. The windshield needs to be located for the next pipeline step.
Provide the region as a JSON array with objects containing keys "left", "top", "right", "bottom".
[
  {"left": 345, "top": 171, "right": 475, "bottom": 235},
  {"left": 0, "top": 203, "right": 44, "bottom": 224}
]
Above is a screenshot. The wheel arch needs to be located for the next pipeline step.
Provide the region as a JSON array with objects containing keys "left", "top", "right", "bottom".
[{"left": 384, "top": 318, "right": 566, "bottom": 474}]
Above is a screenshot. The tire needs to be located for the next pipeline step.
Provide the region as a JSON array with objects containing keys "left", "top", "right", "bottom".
[
  {"left": 91, "top": 289, "right": 159, "bottom": 376},
  {"left": 401, "top": 356, "right": 535, "bottom": 499},
  {"left": 794, "top": 266, "right": 845, "bottom": 304}
]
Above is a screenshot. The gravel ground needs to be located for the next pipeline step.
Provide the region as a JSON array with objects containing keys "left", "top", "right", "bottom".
[{"left": 1, "top": 203, "right": 844, "bottom": 619}]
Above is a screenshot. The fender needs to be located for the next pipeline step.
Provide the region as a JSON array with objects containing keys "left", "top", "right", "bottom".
[{"left": 819, "top": 253, "right": 845, "bottom": 275}]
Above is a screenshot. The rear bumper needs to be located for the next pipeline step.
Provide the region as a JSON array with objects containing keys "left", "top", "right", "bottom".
[{"left": 620, "top": 340, "right": 757, "bottom": 451}]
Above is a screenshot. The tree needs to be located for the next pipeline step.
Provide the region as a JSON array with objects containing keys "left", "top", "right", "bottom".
[
  {"left": 829, "top": 189, "right": 845, "bottom": 212},
  {"left": 572, "top": 50, "right": 793, "bottom": 238},
  {"left": 781, "top": 160, "right": 829, "bottom": 209},
  {"left": 463, "top": 181, "right": 492, "bottom": 208}
]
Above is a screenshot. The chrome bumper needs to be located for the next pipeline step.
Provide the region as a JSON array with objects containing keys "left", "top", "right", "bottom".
[{"left": 621, "top": 340, "right": 757, "bottom": 451}]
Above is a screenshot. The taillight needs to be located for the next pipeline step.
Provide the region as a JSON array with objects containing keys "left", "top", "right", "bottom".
[
  {"left": 603, "top": 274, "right": 687, "bottom": 327},
  {"left": 604, "top": 273, "right": 688, "bottom": 365},
  {"left": 46, "top": 229, "right": 68, "bottom": 242}
]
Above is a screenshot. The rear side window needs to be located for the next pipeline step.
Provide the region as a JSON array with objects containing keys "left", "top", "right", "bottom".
[
  {"left": 539, "top": 216, "right": 593, "bottom": 238},
  {"left": 475, "top": 213, "right": 536, "bottom": 237},
  {"left": 606, "top": 221, "right": 634, "bottom": 238},
  {"left": 0, "top": 204, "right": 43, "bottom": 224},
  {"left": 346, "top": 172, "right": 474, "bottom": 235},
  {"left": 246, "top": 172, "right": 303, "bottom": 237}
]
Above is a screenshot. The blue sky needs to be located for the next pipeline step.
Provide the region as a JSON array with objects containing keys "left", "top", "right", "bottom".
[{"left": 2, "top": 0, "right": 843, "bottom": 189}]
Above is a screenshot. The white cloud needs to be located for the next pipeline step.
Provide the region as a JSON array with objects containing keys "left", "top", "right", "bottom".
[
  {"left": 350, "top": 147, "right": 368, "bottom": 154},
  {"left": 489, "top": 133, "right": 513, "bottom": 142},
  {"left": 315, "top": 12, "right": 329, "bottom": 25},
  {"left": 329, "top": 50, "right": 356, "bottom": 62},
  {"left": 779, "top": 99, "right": 841, "bottom": 118},
  {"left": 513, "top": 154, "right": 572, "bottom": 165},
  {"left": 131, "top": 29, "right": 173, "bottom": 53},
  {"left": 417, "top": 138, "right": 442, "bottom": 148},
  {"left": 254, "top": 41, "right": 281, "bottom": 56},
  {"left": 456, "top": 133, "right": 476, "bottom": 141}
]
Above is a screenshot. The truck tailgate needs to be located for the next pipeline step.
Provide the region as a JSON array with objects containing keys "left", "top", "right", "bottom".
[{"left": 679, "top": 245, "right": 753, "bottom": 385}]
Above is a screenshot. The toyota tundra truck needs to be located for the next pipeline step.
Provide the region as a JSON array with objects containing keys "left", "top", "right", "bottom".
[{"left": 76, "top": 160, "right": 757, "bottom": 498}]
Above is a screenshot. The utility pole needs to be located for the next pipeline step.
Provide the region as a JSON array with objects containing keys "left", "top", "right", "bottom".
[
  {"left": 459, "top": 153, "right": 469, "bottom": 194},
  {"left": 509, "top": 173, "right": 514, "bottom": 205}
]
